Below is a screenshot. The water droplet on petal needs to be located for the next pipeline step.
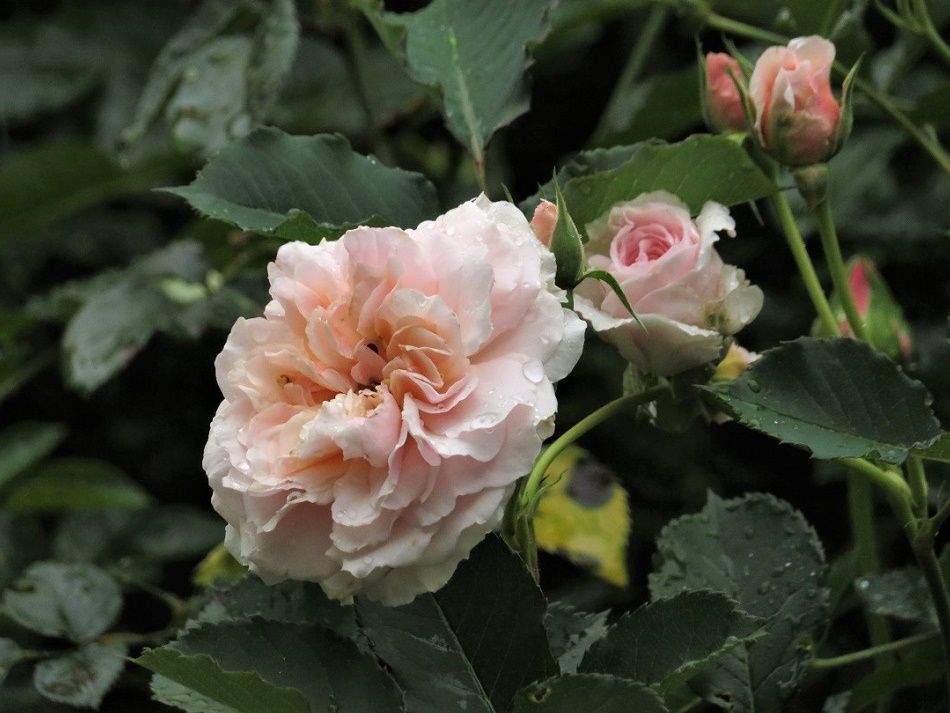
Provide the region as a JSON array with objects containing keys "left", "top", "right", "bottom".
[{"left": 522, "top": 359, "right": 545, "bottom": 384}]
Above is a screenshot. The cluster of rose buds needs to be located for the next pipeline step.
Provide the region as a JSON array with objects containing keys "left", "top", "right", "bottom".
[{"left": 703, "top": 36, "right": 854, "bottom": 167}]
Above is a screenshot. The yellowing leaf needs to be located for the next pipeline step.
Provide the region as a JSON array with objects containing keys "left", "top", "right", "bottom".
[
  {"left": 533, "top": 446, "right": 630, "bottom": 587},
  {"left": 192, "top": 543, "right": 246, "bottom": 587}
]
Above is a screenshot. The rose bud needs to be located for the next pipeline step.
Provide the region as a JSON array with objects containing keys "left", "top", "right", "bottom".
[
  {"left": 812, "top": 257, "right": 912, "bottom": 360},
  {"left": 703, "top": 52, "right": 748, "bottom": 134},
  {"left": 204, "top": 196, "right": 585, "bottom": 605},
  {"left": 750, "top": 36, "right": 845, "bottom": 166},
  {"left": 573, "top": 191, "right": 763, "bottom": 377},
  {"left": 530, "top": 199, "right": 558, "bottom": 248}
]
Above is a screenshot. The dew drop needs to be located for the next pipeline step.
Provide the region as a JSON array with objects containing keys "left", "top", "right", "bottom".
[{"left": 522, "top": 359, "right": 545, "bottom": 384}]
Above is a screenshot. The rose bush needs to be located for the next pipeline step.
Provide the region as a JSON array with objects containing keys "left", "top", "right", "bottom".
[
  {"left": 749, "top": 35, "right": 843, "bottom": 166},
  {"left": 573, "top": 191, "right": 763, "bottom": 376},
  {"left": 203, "top": 196, "right": 584, "bottom": 604}
]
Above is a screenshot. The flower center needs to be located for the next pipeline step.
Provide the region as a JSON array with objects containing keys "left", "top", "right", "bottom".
[{"left": 612, "top": 224, "right": 679, "bottom": 266}]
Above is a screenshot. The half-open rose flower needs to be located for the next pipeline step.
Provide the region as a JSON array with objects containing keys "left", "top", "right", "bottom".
[
  {"left": 750, "top": 36, "right": 842, "bottom": 166},
  {"left": 574, "top": 191, "right": 763, "bottom": 376},
  {"left": 204, "top": 196, "right": 585, "bottom": 605}
]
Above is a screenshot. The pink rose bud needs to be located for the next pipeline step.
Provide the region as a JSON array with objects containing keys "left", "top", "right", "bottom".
[
  {"left": 750, "top": 36, "right": 842, "bottom": 166},
  {"left": 530, "top": 199, "right": 558, "bottom": 247},
  {"left": 573, "top": 191, "right": 763, "bottom": 377},
  {"left": 813, "top": 257, "right": 912, "bottom": 360},
  {"left": 204, "top": 196, "right": 585, "bottom": 605},
  {"left": 704, "top": 52, "right": 747, "bottom": 133}
]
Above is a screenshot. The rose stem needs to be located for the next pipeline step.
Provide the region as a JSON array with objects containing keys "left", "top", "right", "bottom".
[
  {"left": 770, "top": 186, "right": 839, "bottom": 335},
  {"left": 512, "top": 384, "right": 670, "bottom": 580},
  {"left": 810, "top": 630, "right": 939, "bottom": 670},
  {"left": 812, "top": 198, "right": 870, "bottom": 342}
]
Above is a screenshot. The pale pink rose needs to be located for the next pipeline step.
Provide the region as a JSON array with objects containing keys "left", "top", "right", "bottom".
[
  {"left": 530, "top": 199, "right": 558, "bottom": 247},
  {"left": 705, "top": 52, "right": 747, "bottom": 133},
  {"left": 574, "top": 191, "right": 763, "bottom": 376},
  {"left": 203, "top": 196, "right": 585, "bottom": 605},
  {"left": 750, "top": 36, "right": 841, "bottom": 166}
]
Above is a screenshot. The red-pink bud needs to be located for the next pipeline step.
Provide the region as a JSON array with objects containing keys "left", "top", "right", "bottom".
[
  {"left": 530, "top": 199, "right": 558, "bottom": 248},
  {"left": 750, "top": 36, "right": 842, "bottom": 166},
  {"left": 849, "top": 260, "right": 870, "bottom": 317},
  {"left": 704, "top": 53, "right": 747, "bottom": 133}
]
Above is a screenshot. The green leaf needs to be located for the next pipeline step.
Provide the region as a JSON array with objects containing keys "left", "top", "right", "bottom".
[
  {"left": 357, "top": 535, "right": 557, "bottom": 713},
  {"left": 0, "top": 637, "right": 23, "bottom": 685},
  {"left": 365, "top": 0, "right": 554, "bottom": 160},
  {"left": 579, "top": 591, "right": 762, "bottom": 693},
  {"left": 63, "top": 279, "right": 170, "bottom": 393},
  {"left": 917, "top": 432, "right": 950, "bottom": 463},
  {"left": 246, "top": 0, "right": 299, "bottom": 119},
  {"left": 165, "top": 128, "right": 439, "bottom": 240},
  {"left": 33, "top": 642, "right": 127, "bottom": 709},
  {"left": 0, "top": 422, "right": 66, "bottom": 492},
  {"left": 854, "top": 548, "right": 950, "bottom": 626},
  {"left": 578, "top": 269, "right": 639, "bottom": 323},
  {"left": 121, "top": 0, "right": 256, "bottom": 151},
  {"left": 561, "top": 135, "right": 774, "bottom": 229},
  {"left": 58, "top": 240, "right": 212, "bottom": 394},
  {"left": 0, "top": 142, "right": 176, "bottom": 238},
  {"left": 2, "top": 457, "right": 151, "bottom": 512},
  {"left": 593, "top": 66, "right": 702, "bottom": 147},
  {"left": 704, "top": 337, "right": 942, "bottom": 463},
  {"left": 138, "top": 620, "right": 403, "bottom": 713},
  {"left": 129, "top": 505, "right": 223, "bottom": 561},
  {"left": 140, "top": 649, "right": 311, "bottom": 713},
  {"left": 195, "top": 576, "right": 357, "bottom": 641},
  {"left": 544, "top": 603, "right": 609, "bottom": 675},
  {"left": 0, "top": 513, "right": 45, "bottom": 589},
  {"left": 649, "top": 493, "right": 829, "bottom": 712},
  {"left": 0, "top": 19, "right": 99, "bottom": 125},
  {"left": 275, "top": 36, "right": 424, "bottom": 136},
  {"left": 520, "top": 144, "right": 641, "bottom": 215},
  {"left": 3, "top": 562, "right": 122, "bottom": 643},
  {"left": 550, "top": 181, "right": 584, "bottom": 289},
  {"left": 514, "top": 674, "right": 669, "bottom": 713}
]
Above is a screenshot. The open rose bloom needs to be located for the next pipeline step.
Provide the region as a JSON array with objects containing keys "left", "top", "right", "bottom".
[
  {"left": 574, "top": 191, "right": 763, "bottom": 376},
  {"left": 204, "top": 197, "right": 584, "bottom": 605},
  {"left": 750, "top": 36, "right": 842, "bottom": 166}
]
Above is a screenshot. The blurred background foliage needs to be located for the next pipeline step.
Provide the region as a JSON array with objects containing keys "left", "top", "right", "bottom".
[{"left": 0, "top": 0, "right": 948, "bottom": 710}]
